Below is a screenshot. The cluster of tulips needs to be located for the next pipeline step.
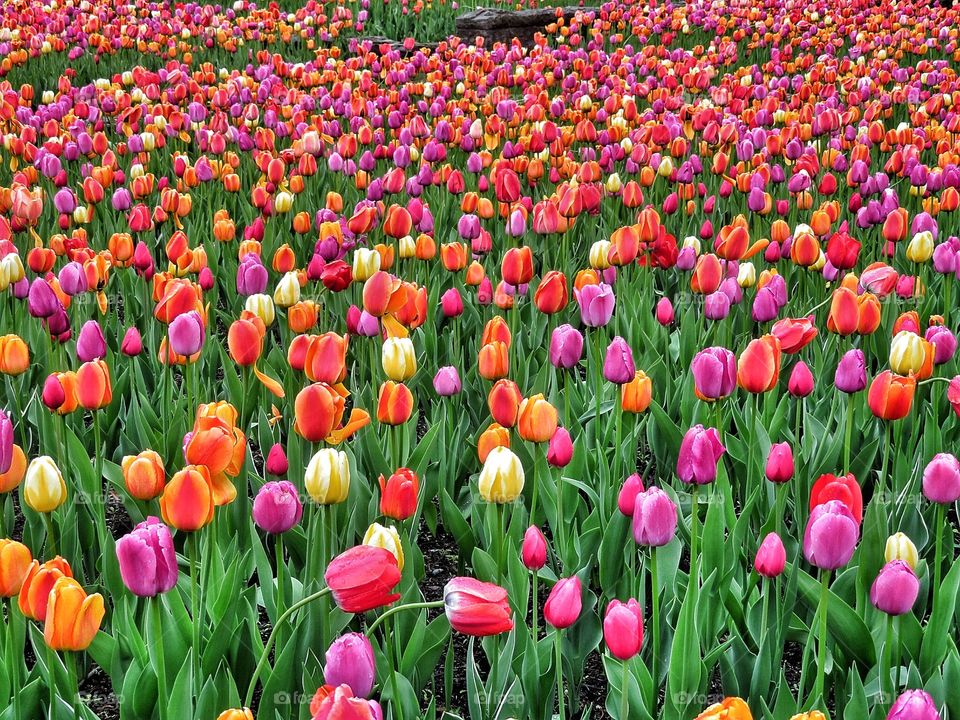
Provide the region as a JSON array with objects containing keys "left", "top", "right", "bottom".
[{"left": 1, "top": 0, "right": 960, "bottom": 718}]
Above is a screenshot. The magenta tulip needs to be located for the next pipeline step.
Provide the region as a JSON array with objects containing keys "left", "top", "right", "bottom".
[
  {"left": 168, "top": 311, "right": 205, "bottom": 357},
  {"left": 324, "top": 633, "right": 376, "bottom": 698},
  {"left": 632, "top": 487, "right": 678, "bottom": 547},
  {"left": 803, "top": 500, "right": 859, "bottom": 570},
  {"left": 544, "top": 576, "right": 582, "bottom": 629},
  {"left": 574, "top": 283, "right": 615, "bottom": 327},
  {"left": 603, "top": 599, "right": 644, "bottom": 660},
  {"left": 754, "top": 532, "right": 786, "bottom": 578},
  {"left": 115, "top": 517, "right": 178, "bottom": 597},
  {"left": 521, "top": 526, "right": 547, "bottom": 570},
  {"left": 252, "top": 481, "right": 303, "bottom": 534},
  {"left": 691, "top": 347, "right": 736, "bottom": 401},
  {"left": 922, "top": 453, "right": 960, "bottom": 504},
  {"left": 676, "top": 425, "right": 726, "bottom": 485},
  {"left": 618, "top": 473, "right": 645, "bottom": 516},
  {"left": 549, "top": 324, "right": 584, "bottom": 369},
  {"left": 887, "top": 690, "right": 941, "bottom": 720},
  {"left": 603, "top": 336, "right": 635, "bottom": 384},
  {"left": 765, "top": 442, "right": 794, "bottom": 483},
  {"left": 870, "top": 560, "right": 919, "bottom": 616}
]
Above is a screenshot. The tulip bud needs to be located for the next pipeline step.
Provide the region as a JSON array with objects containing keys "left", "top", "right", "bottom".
[
  {"left": 546, "top": 427, "right": 573, "bottom": 467},
  {"left": 433, "top": 366, "right": 462, "bottom": 396},
  {"left": 324, "top": 633, "right": 376, "bottom": 698},
  {"left": 788, "top": 361, "right": 815, "bottom": 397},
  {"left": 363, "top": 522, "right": 404, "bottom": 570},
  {"left": 922, "top": 453, "right": 960, "bottom": 504},
  {"left": 521, "top": 526, "right": 547, "bottom": 570},
  {"left": 305, "top": 449, "right": 350, "bottom": 505},
  {"left": 632, "top": 487, "right": 678, "bottom": 546},
  {"left": 870, "top": 560, "right": 919, "bottom": 616},
  {"left": 603, "top": 598, "right": 644, "bottom": 660},
  {"left": 834, "top": 349, "right": 867, "bottom": 393},
  {"left": 478, "top": 446, "right": 524, "bottom": 504},
  {"left": 24, "top": 456, "right": 67, "bottom": 513},
  {"left": 544, "top": 576, "right": 582, "bottom": 629},
  {"left": 266, "top": 443, "right": 289, "bottom": 476},
  {"left": 115, "top": 517, "right": 178, "bottom": 597},
  {"left": 754, "top": 532, "right": 786, "bottom": 578},
  {"left": 120, "top": 327, "right": 143, "bottom": 356},
  {"left": 884, "top": 532, "right": 919, "bottom": 570},
  {"left": 765, "top": 442, "right": 794, "bottom": 483},
  {"left": 618, "top": 474, "right": 645, "bottom": 516}
]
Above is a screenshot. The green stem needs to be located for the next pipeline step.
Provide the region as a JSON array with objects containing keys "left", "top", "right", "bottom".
[
  {"left": 882, "top": 615, "right": 894, "bottom": 706},
  {"left": 43, "top": 512, "right": 58, "bottom": 556},
  {"left": 153, "top": 597, "right": 168, "bottom": 720},
  {"left": 66, "top": 651, "right": 79, "bottom": 719},
  {"left": 496, "top": 503, "right": 505, "bottom": 586},
  {"left": 366, "top": 600, "right": 444, "bottom": 637},
  {"left": 554, "top": 629, "right": 566, "bottom": 720},
  {"left": 933, "top": 503, "right": 945, "bottom": 600},
  {"left": 189, "top": 533, "right": 201, "bottom": 684},
  {"left": 878, "top": 423, "right": 891, "bottom": 500},
  {"left": 620, "top": 658, "right": 629, "bottom": 720},
  {"left": 893, "top": 617, "right": 902, "bottom": 693},
  {"left": 531, "top": 572, "right": 539, "bottom": 642},
  {"left": 275, "top": 535, "right": 285, "bottom": 650},
  {"left": 689, "top": 487, "right": 699, "bottom": 588},
  {"left": 843, "top": 394, "right": 854, "bottom": 475},
  {"left": 244, "top": 587, "right": 332, "bottom": 708},
  {"left": 46, "top": 643, "right": 57, "bottom": 717},
  {"left": 650, "top": 546, "right": 660, "bottom": 709},
  {"left": 814, "top": 570, "right": 831, "bottom": 701}
]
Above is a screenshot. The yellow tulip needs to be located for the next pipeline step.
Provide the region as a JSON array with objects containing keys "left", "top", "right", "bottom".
[
  {"left": 889, "top": 331, "right": 928, "bottom": 375},
  {"left": 363, "top": 522, "right": 404, "bottom": 570},
  {"left": 305, "top": 449, "right": 350, "bottom": 505},
  {"left": 352, "top": 248, "right": 381, "bottom": 282},
  {"left": 381, "top": 337, "right": 417, "bottom": 382},
  {"left": 273, "top": 271, "right": 301, "bottom": 309},
  {"left": 245, "top": 293, "right": 276, "bottom": 326},
  {"left": 23, "top": 456, "right": 67, "bottom": 514},
  {"left": 478, "top": 447, "right": 524, "bottom": 504},
  {"left": 884, "top": 532, "right": 919, "bottom": 570},
  {"left": 906, "top": 231, "right": 934, "bottom": 263}
]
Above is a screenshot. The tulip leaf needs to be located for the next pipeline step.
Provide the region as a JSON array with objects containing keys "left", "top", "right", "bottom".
[
  {"left": 796, "top": 568, "right": 876, "bottom": 668},
  {"left": 919, "top": 556, "right": 960, "bottom": 676}
]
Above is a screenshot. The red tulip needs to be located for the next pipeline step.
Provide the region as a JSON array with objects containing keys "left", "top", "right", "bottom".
[{"left": 324, "top": 546, "right": 402, "bottom": 613}]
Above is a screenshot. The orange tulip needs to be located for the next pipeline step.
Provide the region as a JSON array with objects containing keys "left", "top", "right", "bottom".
[
  {"left": 0, "top": 334, "right": 29, "bottom": 375},
  {"left": 0, "top": 539, "right": 32, "bottom": 597},
  {"left": 441, "top": 243, "right": 469, "bottom": 272},
  {"left": 43, "top": 576, "right": 105, "bottom": 651},
  {"left": 695, "top": 697, "right": 753, "bottom": 720},
  {"left": 478, "top": 341, "right": 509, "bottom": 381},
  {"left": 737, "top": 335, "right": 782, "bottom": 393},
  {"left": 121, "top": 450, "right": 166, "bottom": 501},
  {"left": 790, "top": 229, "right": 820, "bottom": 266},
  {"left": 382, "top": 204, "right": 412, "bottom": 239},
  {"left": 362, "top": 271, "right": 407, "bottom": 318},
  {"left": 608, "top": 225, "right": 639, "bottom": 265},
  {"left": 501, "top": 246, "right": 534, "bottom": 286},
  {"left": 18, "top": 557, "right": 72, "bottom": 621},
  {"left": 0, "top": 444, "right": 26, "bottom": 493},
  {"left": 228, "top": 316, "right": 265, "bottom": 367},
  {"left": 160, "top": 465, "right": 216, "bottom": 531},
  {"left": 517, "top": 394, "right": 559, "bottom": 443},
  {"left": 622, "top": 371, "right": 653, "bottom": 413},
  {"left": 826, "top": 287, "right": 859, "bottom": 336},
  {"left": 288, "top": 301, "right": 319, "bottom": 334},
  {"left": 377, "top": 381, "right": 414, "bottom": 425},
  {"left": 76, "top": 360, "right": 112, "bottom": 410},
  {"left": 856, "top": 293, "right": 882, "bottom": 335},
  {"left": 304, "top": 332, "right": 349, "bottom": 384},
  {"left": 867, "top": 371, "right": 916, "bottom": 421},
  {"left": 533, "top": 271, "right": 568, "bottom": 314},
  {"left": 477, "top": 423, "right": 510, "bottom": 463},
  {"left": 487, "top": 379, "right": 522, "bottom": 428},
  {"left": 294, "top": 383, "right": 370, "bottom": 444},
  {"left": 690, "top": 253, "right": 722, "bottom": 294},
  {"left": 184, "top": 417, "right": 245, "bottom": 505}
]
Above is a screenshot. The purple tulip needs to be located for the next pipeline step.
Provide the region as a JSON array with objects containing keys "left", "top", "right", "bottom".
[
  {"left": 751, "top": 286, "right": 780, "bottom": 323},
  {"left": 887, "top": 690, "right": 941, "bottom": 720},
  {"left": 603, "top": 336, "right": 635, "bottom": 384},
  {"left": 237, "top": 255, "right": 268, "bottom": 296},
  {"left": 252, "top": 481, "right": 303, "bottom": 534},
  {"left": 676, "top": 246, "right": 696, "bottom": 271},
  {"left": 324, "top": 633, "right": 376, "bottom": 698},
  {"left": 803, "top": 500, "right": 859, "bottom": 570},
  {"left": 59, "top": 262, "right": 88, "bottom": 296},
  {"left": 115, "top": 517, "right": 178, "bottom": 597},
  {"left": 870, "top": 560, "right": 919, "bottom": 616},
  {"left": 549, "top": 324, "right": 584, "bottom": 369},
  {"left": 28, "top": 278, "right": 60, "bottom": 318},
  {"left": 925, "top": 326, "right": 957, "bottom": 365},
  {"left": 632, "top": 487, "right": 678, "bottom": 547},
  {"left": 691, "top": 347, "right": 736, "bottom": 401},
  {"left": 168, "top": 311, "right": 205, "bottom": 357},
  {"left": 76, "top": 320, "right": 107, "bottom": 362},
  {"left": 0, "top": 410, "right": 12, "bottom": 475},
  {"left": 574, "top": 283, "right": 615, "bottom": 328},
  {"left": 922, "top": 453, "right": 960, "bottom": 504},
  {"left": 834, "top": 349, "right": 867, "bottom": 393},
  {"left": 704, "top": 291, "right": 731, "bottom": 320},
  {"left": 433, "top": 366, "right": 462, "bottom": 396},
  {"left": 677, "top": 425, "right": 726, "bottom": 485}
]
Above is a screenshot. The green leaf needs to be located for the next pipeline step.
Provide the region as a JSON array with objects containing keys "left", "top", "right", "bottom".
[{"left": 919, "top": 557, "right": 960, "bottom": 675}]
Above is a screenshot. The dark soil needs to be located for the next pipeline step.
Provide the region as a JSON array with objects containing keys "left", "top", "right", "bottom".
[{"left": 80, "top": 664, "right": 120, "bottom": 720}]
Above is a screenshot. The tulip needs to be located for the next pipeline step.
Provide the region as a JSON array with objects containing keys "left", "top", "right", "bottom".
[
  {"left": 925, "top": 326, "right": 957, "bottom": 365},
  {"left": 691, "top": 347, "right": 736, "bottom": 401},
  {"left": 487, "top": 379, "right": 521, "bottom": 428},
  {"left": 546, "top": 427, "right": 574, "bottom": 467},
  {"left": 120, "top": 327, "right": 143, "bottom": 356},
  {"left": 884, "top": 533, "right": 919, "bottom": 570},
  {"left": 677, "top": 425, "right": 726, "bottom": 485},
  {"left": 0, "top": 539, "right": 32, "bottom": 597},
  {"left": 0, "top": 335, "right": 29, "bottom": 375},
  {"left": 549, "top": 324, "right": 584, "bottom": 369},
  {"left": 922, "top": 453, "right": 960, "bottom": 504},
  {"left": 440, "top": 288, "right": 463, "bottom": 318},
  {"left": 310, "top": 685, "right": 381, "bottom": 720},
  {"left": 76, "top": 360, "right": 112, "bottom": 410},
  {"left": 362, "top": 523, "right": 404, "bottom": 570},
  {"left": 443, "top": 576, "right": 513, "bottom": 636},
  {"left": 803, "top": 500, "right": 860, "bottom": 570},
  {"left": 603, "top": 598, "right": 644, "bottom": 660},
  {"left": 433, "top": 366, "right": 462, "bottom": 396},
  {"left": 43, "top": 576, "right": 105, "bottom": 651},
  {"left": 477, "top": 341, "right": 509, "bottom": 380},
  {"left": 890, "top": 331, "right": 931, "bottom": 376},
  {"left": 868, "top": 371, "right": 916, "bottom": 421},
  {"left": 253, "top": 481, "right": 303, "bottom": 534},
  {"left": 810, "top": 472, "right": 863, "bottom": 523},
  {"left": 23, "top": 456, "right": 67, "bottom": 514},
  {"left": 534, "top": 271, "right": 568, "bottom": 314},
  {"left": 655, "top": 297, "right": 675, "bottom": 326},
  {"left": 377, "top": 381, "right": 414, "bottom": 426},
  {"left": 788, "top": 361, "right": 815, "bottom": 397},
  {"left": 544, "top": 576, "right": 582, "bottom": 629},
  {"left": 324, "top": 545, "right": 401, "bottom": 613},
  {"left": 381, "top": 337, "right": 417, "bottom": 382},
  {"left": 870, "top": 560, "right": 919, "bottom": 616},
  {"left": 324, "top": 633, "right": 376, "bottom": 698},
  {"left": 695, "top": 697, "right": 753, "bottom": 720},
  {"left": 737, "top": 335, "right": 781, "bottom": 393},
  {"left": 245, "top": 294, "right": 276, "bottom": 326},
  {"left": 478, "top": 447, "right": 524, "bottom": 504},
  {"left": 886, "top": 690, "right": 941, "bottom": 720},
  {"left": 517, "top": 394, "right": 558, "bottom": 443},
  {"left": 216, "top": 710, "right": 254, "bottom": 720},
  {"left": 834, "top": 349, "right": 867, "bottom": 393},
  {"left": 379, "top": 468, "right": 419, "bottom": 521},
  {"left": 704, "top": 291, "right": 731, "bottom": 321},
  {"left": 0, "top": 411, "right": 11, "bottom": 475},
  {"left": 521, "top": 526, "right": 547, "bottom": 570},
  {"left": 76, "top": 320, "right": 107, "bottom": 362},
  {"left": 266, "top": 444, "right": 289, "bottom": 476},
  {"left": 306, "top": 449, "right": 351, "bottom": 505},
  {"left": 754, "top": 532, "right": 786, "bottom": 578},
  {"left": 618, "top": 474, "right": 645, "bottom": 516},
  {"left": 168, "top": 310, "right": 205, "bottom": 357},
  {"left": 771, "top": 316, "right": 818, "bottom": 354},
  {"left": 574, "top": 283, "right": 615, "bottom": 327},
  {"left": 622, "top": 370, "right": 653, "bottom": 413},
  {"left": 765, "top": 443, "right": 794, "bottom": 483},
  {"left": 632, "top": 487, "right": 678, "bottom": 546},
  {"left": 603, "top": 336, "right": 635, "bottom": 384},
  {"left": 115, "top": 517, "right": 178, "bottom": 597}
]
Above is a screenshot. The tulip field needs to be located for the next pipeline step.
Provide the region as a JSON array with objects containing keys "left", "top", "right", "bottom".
[{"left": 4, "top": 0, "right": 960, "bottom": 718}]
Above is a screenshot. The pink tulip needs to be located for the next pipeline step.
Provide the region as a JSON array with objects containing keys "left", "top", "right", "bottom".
[
  {"left": 324, "top": 633, "right": 376, "bottom": 698},
  {"left": 870, "top": 561, "right": 919, "bottom": 616},
  {"left": 676, "top": 425, "right": 726, "bottom": 485},
  {"left": 544, "top": 576, "right": 582, "bottom": 629},
  {"left": 603, "top": 599, "right": 644, "bottom": 660},
  {"left": 803, "top": 500, "right": 859, "bottom": 570},
  {"left": 754, "top": 532, "right": 786, "bottom": 578},
  {"left": 765, "top": 443, "right": 794, "bottom": 483},
  {"left": 521, "top": 526, "right": 547, "bottom": 570}
]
